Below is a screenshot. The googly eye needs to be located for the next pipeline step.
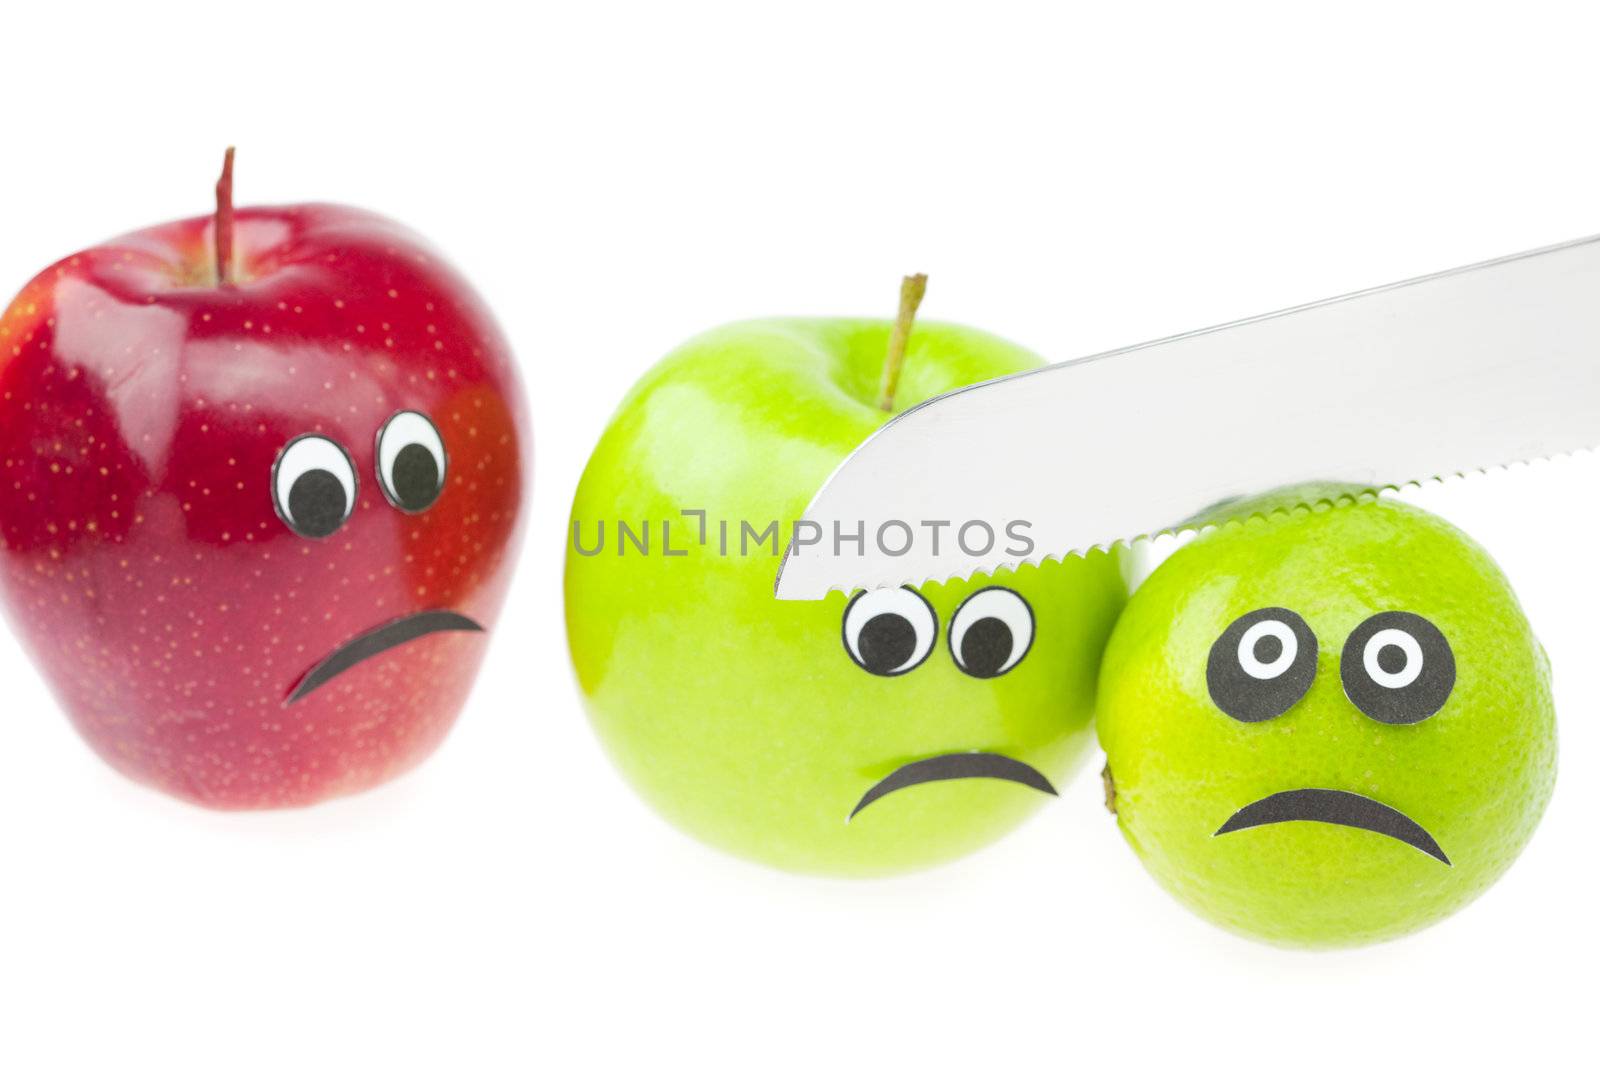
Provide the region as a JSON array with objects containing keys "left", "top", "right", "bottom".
[
  {"left": 272, "top": 433, "right": 357, "bottom": 539},
  {"left": 1207, "top": 607, "right": 1318, "bottom": 722},
  {"left": 842, "top": 587, "right": 937, "bottom": 676},
  {"left": 376, "top": 410, "right": 447, "bottom": 513},
  {"left": 1341, "top": 611, "right": 1455, "bottom": 725},
  {"left": 948, "top": 587, "right": 1034, "bottom": 678}
]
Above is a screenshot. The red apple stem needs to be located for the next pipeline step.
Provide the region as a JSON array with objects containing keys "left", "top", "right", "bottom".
[
  {"left": 215, "top": 146, "right": 236, "bottom": 287},
  {"left": 877, "top": 273, "right": 928, "bottom": 412}
]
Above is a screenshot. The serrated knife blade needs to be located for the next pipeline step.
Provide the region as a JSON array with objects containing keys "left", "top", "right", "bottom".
[{"left": 774, "top": 234, "right": 1600, "bottom": 600}]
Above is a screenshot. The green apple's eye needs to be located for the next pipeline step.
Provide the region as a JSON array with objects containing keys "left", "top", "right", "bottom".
[
  {"left": 376, "top": 410, "right": 447, "bottom": 513},
  {"left": 272, "top": 433, "right": 357, "bottom": 539},
  {"left": 1207, "top": 607, "right": 1318, "bottom": 722},
  {"left": 1341, "top": 611, "right": 1455, "bottom": 724},
  {"left": 842, "top": 587, "right": 937, "bottom": 676},
  {"left": 948, "top": 587, "right": 1034, "bottom": 678}
]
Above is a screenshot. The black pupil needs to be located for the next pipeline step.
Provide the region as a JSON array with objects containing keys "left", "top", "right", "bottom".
[
  {"left": 1253, "top": 634, "right": 1283, "bottom": 665},
  {"left": 859, "top": 613, "right": 916, "bottom": 673},
  {"left": 960, "top": 617, "right": 1014, "bottom": 678},
  {"left": 391, "top": 443, "right": 441, "bottom": 510},
  {"left": 288, "top": 469, "right": 347, "bottom": 538},
  {"left": 1376, "top": 643, "right": 1409, "bottom": 675}
]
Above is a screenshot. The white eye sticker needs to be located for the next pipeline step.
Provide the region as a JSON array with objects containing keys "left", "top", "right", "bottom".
[
  {"left": 842, "top": 587, "right": 937, "bottom": 676},
  {"left": 272, "top": 434, "right": 357, "bottom": 539},
  {"left": 1237, "top": 618, "right": 1298, "bottom": 680},
  {"left": 1340, "top": 611, "right": 1455, "bottom": 725},
  {"left": 376, "top": 410, "right": 447, "bottom": 513},
  {"left": 949, "top": 587, "right": 1034, "bottom": 678},
  {"left": 1362, "top": 628, "right": 1425, "bottom": 689}
]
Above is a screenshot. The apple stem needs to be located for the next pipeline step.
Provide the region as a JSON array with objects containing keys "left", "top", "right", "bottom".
[
  {"left": 877, "top": 273, "right": 928, "bottom": 412},
  {"left": 215, "top": 146, "right": 236, "bottom": 287}
]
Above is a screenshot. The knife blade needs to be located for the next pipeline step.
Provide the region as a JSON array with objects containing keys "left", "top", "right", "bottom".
[{"left": 774, "top": 234, "right": 1600, "bottom": 600}]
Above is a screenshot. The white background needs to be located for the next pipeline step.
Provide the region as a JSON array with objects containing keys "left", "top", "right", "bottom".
[{"left": 2, "top": 2, "right": 1596, "bottom": 1063}]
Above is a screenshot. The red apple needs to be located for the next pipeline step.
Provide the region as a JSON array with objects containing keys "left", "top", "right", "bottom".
[{"left": 0, "top": 152, "right": 528, "bottom": 808}]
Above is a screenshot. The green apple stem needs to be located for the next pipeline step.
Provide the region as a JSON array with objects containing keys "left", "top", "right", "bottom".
[
  {"left": 215, "top": 146, "right": 236, "bottom": 287},
  {"left": 877, "top": 273, "right": 928, "bottom": 412}
]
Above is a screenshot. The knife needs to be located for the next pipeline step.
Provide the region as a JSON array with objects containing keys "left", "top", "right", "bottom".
[{"left": 774, "top": 234, "right": 1600, "bottom": 600}]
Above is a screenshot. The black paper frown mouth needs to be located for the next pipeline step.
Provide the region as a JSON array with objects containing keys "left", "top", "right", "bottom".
[
  {"left": 848, "top": 752, "right": 1056, "bottom": 822},
  {"left": 286, "top": 610, "right": 484, "bottom": 705},
  {"left": 1215, "top": 788, "right": 1450, "bottom": 865}
]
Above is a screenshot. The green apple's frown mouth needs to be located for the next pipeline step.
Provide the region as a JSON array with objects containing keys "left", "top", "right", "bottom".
[
  {"left": 848, "top": 752, "right": 1056, "bottom": 823},
  {"left": 1215, "top": 788, "right": 1450, "bottom": 865}
]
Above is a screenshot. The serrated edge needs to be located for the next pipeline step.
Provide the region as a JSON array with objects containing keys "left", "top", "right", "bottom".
[{"left": 791, "top": 443, "right": 1598, "bottom": 599}]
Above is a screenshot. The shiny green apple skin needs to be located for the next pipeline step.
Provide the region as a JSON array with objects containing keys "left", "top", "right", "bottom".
[
  {"left": 1098, "top": 499, "right": 1556, "bottom": 947},
  {"left": 565, "top": 319, "right": 1127, "bottom": 876}
]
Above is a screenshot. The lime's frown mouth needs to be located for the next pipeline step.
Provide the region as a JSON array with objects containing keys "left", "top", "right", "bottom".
[
  {"left": 1215, "top": 788, "right": 1449, "bottom": 865},
  {"left": 848, "top": 752, "right": 1056, "bottom": 823}
]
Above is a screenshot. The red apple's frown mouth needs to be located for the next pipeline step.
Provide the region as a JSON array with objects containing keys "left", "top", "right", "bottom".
[
  {"left": 847, "top": 752, "right": 1056, "bottom": 823},
  {"left": 285, "top": 610, "right": 484, "bottom": 705}
]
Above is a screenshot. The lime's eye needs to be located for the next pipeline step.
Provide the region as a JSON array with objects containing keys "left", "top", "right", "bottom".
[
  {"left": 1207, "top": 607, "right": 1318, "bottom": 722},
  {"left": 842, "top": 587, "right": 937, "bottom": 676},
  {"left": 1341, "top": 611, "right": 1455, "bottom": 724}
]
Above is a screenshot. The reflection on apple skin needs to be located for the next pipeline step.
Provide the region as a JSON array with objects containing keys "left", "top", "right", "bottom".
[
  {"left": 0, "top": 204, "right": 528, "bottom": 809},
  {"left": 566, "top": 317, "right": 1128, "bottom": 877}
]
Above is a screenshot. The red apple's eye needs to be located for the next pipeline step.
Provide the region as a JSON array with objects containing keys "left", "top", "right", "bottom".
[
  {"left": 376, "top": 410, "right": 447, "bottom": 514},
  {"left": 948, "top": 587, "right": 1034, "bottom": 678},
  {"left": 272, "top": 433, "right": 358, "bottom": 539},
  {"left": 842, "top": 587, "right": 937, "bottom": 676}
]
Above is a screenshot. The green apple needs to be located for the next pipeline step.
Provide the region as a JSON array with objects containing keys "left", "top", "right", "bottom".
[
  {"left": 1097, "top": 497, "right": 1556, "bottom": 946},
  {"left": 565, "top": 310, "right": 1126, "bottom": 876}
]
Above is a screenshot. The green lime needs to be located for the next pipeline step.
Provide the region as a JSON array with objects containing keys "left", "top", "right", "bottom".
[{"left": 1097, "top": 497, "right": 1556, "bottom": 947}]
